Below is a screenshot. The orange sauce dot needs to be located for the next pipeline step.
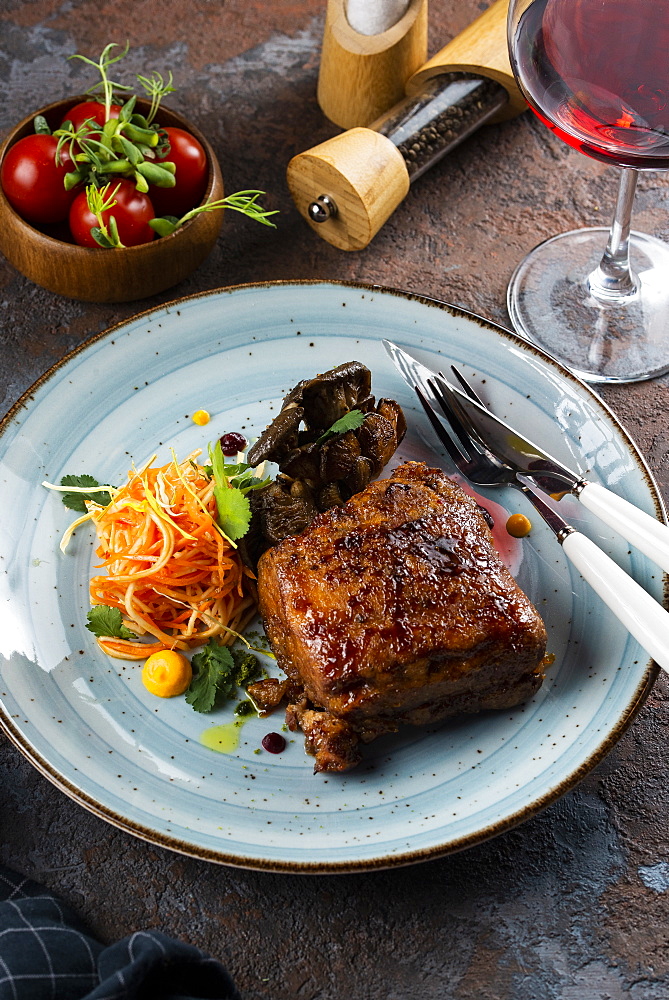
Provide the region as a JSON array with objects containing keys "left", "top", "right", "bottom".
[
  {"left": 142, "top": 650, "right": 192, "bottom": 698},
  {"left": 506, "top": 513, "right": 532, "bottom": 538}
]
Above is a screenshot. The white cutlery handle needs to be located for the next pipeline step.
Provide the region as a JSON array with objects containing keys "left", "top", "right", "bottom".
[
  {"left": 562, "top": 531, "right": 669, "bottom": 673},
  {"left": 579, "top": 481, "right": 669, "bottom": 574}
]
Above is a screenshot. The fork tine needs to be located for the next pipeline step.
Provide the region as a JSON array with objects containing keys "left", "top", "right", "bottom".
[
  {"left": 446, "top": 365, "right": 485, "bottom": 407},
  {"left": 426, "top": 376, "right": 483, "bottom": 453},
  {"left": 414, "top": 385, "right": 471, "bottom": 467}
]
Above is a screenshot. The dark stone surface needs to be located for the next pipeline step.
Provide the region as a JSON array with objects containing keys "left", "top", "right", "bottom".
[{"left": 1, "top": 2, "right": 668, "bottom": 997}]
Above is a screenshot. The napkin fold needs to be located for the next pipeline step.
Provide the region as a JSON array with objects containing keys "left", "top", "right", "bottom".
[{"left": 0, "top": 865, "right": 240, "bottom": 1000}]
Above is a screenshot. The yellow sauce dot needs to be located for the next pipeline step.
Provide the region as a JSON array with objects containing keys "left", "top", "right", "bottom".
[
  {"left": 506, "top": 513, "right": 532, "bottom": 538},
  {"left": 142, "top": 650, "right": 192, "bottom": 698},
  {"left": 191, "top": 409, "right": 210, "bottom": 426}
]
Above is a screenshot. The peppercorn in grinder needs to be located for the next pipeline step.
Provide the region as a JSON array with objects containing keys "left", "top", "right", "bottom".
[{"left": 287, "top": 0, "right": 526, "bottom": 250}]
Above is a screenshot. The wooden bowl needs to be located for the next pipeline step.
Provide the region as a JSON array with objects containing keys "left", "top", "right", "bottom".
[{"left": 0, "top": 97, "right": 225, "bottom": 302}]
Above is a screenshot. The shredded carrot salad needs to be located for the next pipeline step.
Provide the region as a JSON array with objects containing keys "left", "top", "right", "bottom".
[{"left": 85, "top": 452, "right": 257, "bottom": 660}]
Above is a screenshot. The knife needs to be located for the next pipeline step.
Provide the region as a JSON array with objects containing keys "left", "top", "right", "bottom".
[{"left": 384, "top": 339, "right": 669, "bottom": 575}]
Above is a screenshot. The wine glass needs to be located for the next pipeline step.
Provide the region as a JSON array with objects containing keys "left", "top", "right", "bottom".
[{"left": 506, "top": 0, "right": 669, "bottom": 383}]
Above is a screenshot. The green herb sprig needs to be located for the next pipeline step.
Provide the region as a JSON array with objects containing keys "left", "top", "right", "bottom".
[
  {"left": 315, "top": 408, "right": 365, "bottom": 445},
  {"left": 86, "top": 605, "right": 136, "bottom": 640},
  {"left": 149, "top": 190, "right": 278, "bottom": 238},
  {"left": 85, "top": 182, "right": 124, "bottom": 248},
  {"left": 186, "top": 638, "right": 262, "bottom": 713},
  {"left": 69, "top": 42, "right": 134, "bottom": 122},
  {"left": 58, "top": 474, "right": 113, "bottom": 511},
  {"left": 135, "top": 70, "right": 175, "bottom": 124},
  {"left": 207, "top": 440, "right": 271, "bottom": 542}
]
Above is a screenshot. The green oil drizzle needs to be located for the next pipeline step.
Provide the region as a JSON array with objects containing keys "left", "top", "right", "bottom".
[{"left": 200, "top": 711, "right": 255, "bottom": 754}]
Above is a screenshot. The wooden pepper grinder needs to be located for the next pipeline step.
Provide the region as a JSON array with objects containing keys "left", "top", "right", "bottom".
[
  {"left": 317, "top": 0, "right": 429, "bottom": 129},
  {"left": 288, "top": 0, "right": 526, "bottom": 251}
]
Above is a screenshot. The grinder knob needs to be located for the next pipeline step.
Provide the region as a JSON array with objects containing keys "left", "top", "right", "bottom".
[{"left": 287, "top": 128, "right": 410, "bottom": 252}]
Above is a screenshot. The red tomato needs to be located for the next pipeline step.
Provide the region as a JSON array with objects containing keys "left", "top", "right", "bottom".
[
  {"left": 61, "top": 101, "right": 122, "bottom": 133},
  {"left": 0, "top": 134, "right": 77, "bottom": 224},
  {"left": 68, "top": 179, "right": 156, "bottom": 248},
  {"left": 149, "top": 126, "right": 208, "bottom": 217}
]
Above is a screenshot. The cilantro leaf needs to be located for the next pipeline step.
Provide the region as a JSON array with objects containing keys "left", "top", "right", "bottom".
[
  {"left": 208, "top": 440, "right": 252, "bottom": 540},
  {"left": 223, "top": 462, "right": 271, "bottom": 494},
  {"left": 315, "top": 409, "right": 365, "bottom": 445},
  {"left": 86, "top": 605, "right": 136, "bottom": 639},
  {"left": 185, "top": 641, "right": 263, "bottom": 713},
  {"left": 186, "top": 641, "right": 236, "bottom": 713},
  {"left": 60, "top": 474, "right": 112, "bottom": 512},
  {"left": 202, "top": 460, "right": 269, "bottom": 496},
  {"left": 217, "top": 488, "right": 252, "bottom": 540}
]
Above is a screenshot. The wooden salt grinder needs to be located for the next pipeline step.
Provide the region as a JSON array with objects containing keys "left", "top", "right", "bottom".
[
  {"left": 288, "top": 0, "right": 526, "bottom": 251},
  {"left": 317, "top": 0, "right": 429, "bottom": 130}
]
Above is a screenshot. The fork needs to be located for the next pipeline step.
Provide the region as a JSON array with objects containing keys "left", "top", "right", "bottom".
[{"left": 414, "top": 375, "right": 669, "bottom": 674}]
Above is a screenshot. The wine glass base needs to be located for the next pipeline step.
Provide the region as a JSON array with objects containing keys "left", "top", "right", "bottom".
[{"left": 507, "top": 227, "right": 669, "bottom": 383}]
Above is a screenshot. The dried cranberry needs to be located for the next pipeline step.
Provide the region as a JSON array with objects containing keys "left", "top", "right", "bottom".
[
  {"left": 219, "top": 432, "right": 247, "bottom": 456},
  {"left": 262, "top": 732, "right": 286, "bottom": 754}
]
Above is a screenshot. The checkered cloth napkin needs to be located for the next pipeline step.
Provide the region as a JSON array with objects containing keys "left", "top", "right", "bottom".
[{"left": 0, "top": 865, "right": 240, "bottom": 999}]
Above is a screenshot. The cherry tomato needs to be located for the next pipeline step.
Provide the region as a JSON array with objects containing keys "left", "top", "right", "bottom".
[
  {"left": 1, "top": 134, "right": 78, "bottom": 225},
  {"left": 149, "top": 126, "right": 208, "bottom": 218},
  {"left": 68, "top": 178, "right": 156, "bottom": 248},
  {"left": 61, "top": 101, "right": 122, "bottom": 133}
]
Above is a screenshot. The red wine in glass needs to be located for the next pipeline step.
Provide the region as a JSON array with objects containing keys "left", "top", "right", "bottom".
[
  {"left": 506, "top": 0, "right": 669, "bottom": 383},
  {"left": 512, "top": 0, "right": 669, "bottom": 169}
]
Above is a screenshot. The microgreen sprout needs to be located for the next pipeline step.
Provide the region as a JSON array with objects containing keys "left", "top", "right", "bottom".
[
  {"left": 85, "top": 181, "right": 124, "bottom": 248},
  {"left": 56, "top": 122, "right": 115, "bottom": 188},
  {"left": 222, "top": 190, "right": 279, "bottom": 226},
  {"left": 149, "top": 190, "right": 278, "bottom": 237},
  {"left": 136, "top": 71, "right": 176, "bottom": 124},
  {"left": 69, "top": 41, "right": 133, "bottom": 121},
  {"left": 33, "top": 115, "right": 50, "bottom": 136}
]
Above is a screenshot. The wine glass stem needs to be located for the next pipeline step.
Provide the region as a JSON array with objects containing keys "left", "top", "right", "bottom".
[{"left": 588, "top": 167, "right": 639, "bottom": 301}]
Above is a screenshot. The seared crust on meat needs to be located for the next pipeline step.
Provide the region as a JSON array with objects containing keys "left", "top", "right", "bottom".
[{"left": 257, "top": 462, "right": 547, "bottom": 772}]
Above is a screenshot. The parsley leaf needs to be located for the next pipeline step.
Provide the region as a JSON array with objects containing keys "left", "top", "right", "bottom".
[
  {"left": 186, "top": 640, "right": 263, "bottom": 713},
  {"left": 315, "top": 409, "right": 365, "bottom": 445},
  {"left": 208, "top": 440, "right": 252, "bottom": 540},
  {"left": 86, "top": 605, "right": 136, "bottom": 640},
  {"left": 186, "top": 642, "right": 236, "bottom": 712},
  {"left": 60, "top": 474, "right": 112, "bottom": 512}
]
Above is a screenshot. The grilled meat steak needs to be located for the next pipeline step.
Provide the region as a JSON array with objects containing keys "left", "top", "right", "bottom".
[{"left": 256, "top": 461, "right": 547, "bottom": 773}]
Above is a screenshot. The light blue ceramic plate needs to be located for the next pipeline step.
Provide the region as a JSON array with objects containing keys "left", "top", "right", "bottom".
[{"left": 0, "top": 281, "right": 662, "bottom": 872}]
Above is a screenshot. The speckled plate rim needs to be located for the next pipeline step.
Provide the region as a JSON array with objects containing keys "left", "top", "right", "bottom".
[{"left": 0, "top": 278, "right": 663, "bottom": 874}]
